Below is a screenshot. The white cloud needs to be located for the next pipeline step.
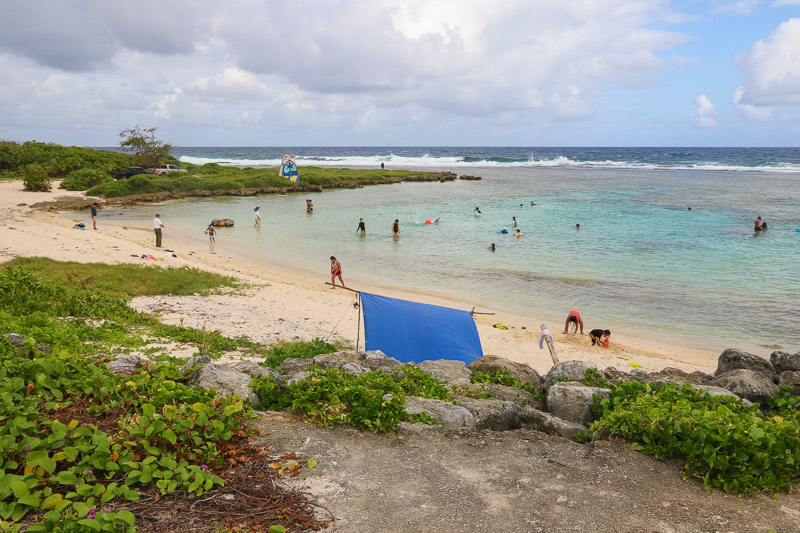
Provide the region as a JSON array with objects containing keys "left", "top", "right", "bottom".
[
  {"left": 773, "top": 0, "right": 800, "bottom": 5},
  {"left": 734, "top": 18, "right": 800, "bottom": 107},
  {"left": 732, "top": 86, "right": 774, "bottom": 120},
  {"left": 709, "top": 0, "right": 761, "bottom": 15},
  {"left": 691, "top": 94, "right": 717, "bottom": 127}
]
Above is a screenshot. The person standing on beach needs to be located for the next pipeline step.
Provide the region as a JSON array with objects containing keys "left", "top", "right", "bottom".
[
  {"left": 563, "top": 310, "right": 584, "bottom": 334},
  {"left": 204, "top": 223, "right": 217, "bottom": 253},
  {"left": 153, "top": 214, "right": 165, "bottom": 247},
  {"left": 330, "top": 256, "right": 344, "bottom": 289},
  {"left": 357, "top": 218, "right": 366, "bottom": 234},
  {"left": 89, "top": 203, "right": 99, "bottom": 230},
  {"left": 381, "top": 162, "right": 385, "bottom": 169},
  {"left": 254, "top": 207, "right": 261, "bottom": 228},
  {"left": 392, "top": 219, "right": 400, "bottom": 237}
]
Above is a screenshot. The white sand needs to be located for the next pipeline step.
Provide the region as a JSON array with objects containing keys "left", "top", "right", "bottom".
[{"left": 0, "top": 180, "right": 723, "bottom": 375}]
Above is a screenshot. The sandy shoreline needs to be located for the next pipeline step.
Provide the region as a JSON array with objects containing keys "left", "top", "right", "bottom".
[{"left": 0, "top": 180, "right": 731, "bottom": 375}]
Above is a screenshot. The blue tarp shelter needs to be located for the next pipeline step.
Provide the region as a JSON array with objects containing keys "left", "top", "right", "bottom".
[{"left": 360, "top": 292, "right": 483, "bottom": 364}]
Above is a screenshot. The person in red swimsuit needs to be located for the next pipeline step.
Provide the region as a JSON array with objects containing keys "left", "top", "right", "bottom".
[
  {"left": 563, "top": 310, "right": 584, "bottom": 334},
  {"left": 330, "top": 256, "right": 345, "bottom": 289}
]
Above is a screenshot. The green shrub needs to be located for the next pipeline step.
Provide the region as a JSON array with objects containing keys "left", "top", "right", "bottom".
[
  {"left": 22, "top": 164, "right": 51, "bottom": 192},
  {"left": 60, "top": 169, "right": 111, "bottom": 191},
  {"left": 251, "top": 364, "right": 450, "bottom": 432},
  {"left": 583, "top": 380, "right": 800, "bottom": 494},
  {"left": 259, "top": 338, "right": 338, "bottom": 370},
  {"left": 469, "top": 370, "right": 543, "bottom": 397}
]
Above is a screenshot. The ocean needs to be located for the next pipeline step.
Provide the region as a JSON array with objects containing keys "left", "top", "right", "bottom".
[{"left": 112, "top": 147, "right": 800, "bottom": 353}]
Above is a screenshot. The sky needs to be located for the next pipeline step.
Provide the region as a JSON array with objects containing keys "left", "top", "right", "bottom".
[{"left": 0, "top": 0, "right": 799, "bottom": 147}]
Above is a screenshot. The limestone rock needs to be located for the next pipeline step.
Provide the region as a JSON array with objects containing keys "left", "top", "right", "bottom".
[
  {"left": 708, "top": 369, "right": 779, "bottom": 404},
  {"left": 602, "top": 366, "right": 631, "bottom": 385},
  {"left": 546, "top": 382, "right": 611, "bottom": 426},
  {"left": 402, "top": 395, "right": 475, "bottom": 431},
  {"left": 107, "top": 354, "right": 151, "bottom": 375},
  {"left": 778, "top": 371, "right": 800, "bottom": 397},
  {"left": 416, "top": 359, "right": 472, "bottom": 385},
  {"left": 278, "top": 357, "right": 315, "bottom": 374},
  {"left": 518, "top": 407, "right": 587, "bottom": 440},
  {"left": 187, "top": 364, "right": 259, "bottom": 404},
  {"left": 771, "top": 351, "right": 800, "bottom": 374},
  {"left": 211, "top": 218, "right": 234, "bottom": 227},
  {"left": 543, "top": 360, "right": 597, "bottom": 391},
  {"left": 182, "top": 355, "right": 211, "bottom": 371},
  {"left": 231, "top": 360, "right": 278, "bottom": 379},
  {"left": 452, "top": 396, "right": 522, "bottom": 431},
  {"left": 5, "top": 333, "right": 52, "bottom": 357},
  {"left": 691, "top": 384, "right": 754, "bottom": 408},
  {"left": 363, "top": 350, "right": 402, "bottom": 371},
  {"left": 467, "top": 355, "right": 544, "bottom": 390},
  {"left": 715, "top": 349, "right": 776, "bottom": 383}
]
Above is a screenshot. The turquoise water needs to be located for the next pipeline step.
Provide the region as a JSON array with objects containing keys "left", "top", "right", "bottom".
[{"left": 108, "top": 166, "right": 800, "bottom": 352}]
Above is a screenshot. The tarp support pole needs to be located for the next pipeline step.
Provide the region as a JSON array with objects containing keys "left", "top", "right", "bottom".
[{"left": 356, "top": 293, "right": 362, "bottom": 352}]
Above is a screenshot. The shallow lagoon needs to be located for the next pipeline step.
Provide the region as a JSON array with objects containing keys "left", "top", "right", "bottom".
[{"left": 110, "top": 165, "right": 800, "bottom": 352}]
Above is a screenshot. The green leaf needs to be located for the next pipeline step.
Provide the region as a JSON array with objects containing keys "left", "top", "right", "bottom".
[
  {"left": 269, "top": 526, "right": 286, "bottom": 533},
  {"left": 10, "top": 480, "right": 29, "bottom": 499},
  {"left": 78, "top": 519, "right": 102, "bottom": 531},
  {"left": 307, "top": 459, "right": 317, "bottom": 469},
  {"left": 18, "top": 493, "right": 42, "bottom": 507},
  {"left": 40, "top": 493, "right": 62, "bottom": 510},
  {"left": 116, "top": 510, "right": 136, "bottom": 525},
  {"left": 123, "top": 490, "right": 140, "bottom": 501},
  {"left": 142, "top": 404, "right": 156, "bottom": 417},
  {"left": 161, "top": 429, "right": 177, "bottom": 445}
]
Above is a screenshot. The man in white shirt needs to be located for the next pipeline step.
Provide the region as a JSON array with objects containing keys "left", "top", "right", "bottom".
[{"left": 153, "top": 214, "right": 165, "bottom": 247}]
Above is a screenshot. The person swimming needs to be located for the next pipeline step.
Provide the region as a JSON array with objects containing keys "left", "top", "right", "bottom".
[
  {"left": 474, "top": 207, "right": 482, "bottom": 214},
  {"left": 514, "top": 229, "right": 523, "bottom": 237},
  {"left": 489, "top": 243, "right": 495, "bottom": 252},
  {"left": 576, "top": 224, "right": 581, "bottom": 229}
]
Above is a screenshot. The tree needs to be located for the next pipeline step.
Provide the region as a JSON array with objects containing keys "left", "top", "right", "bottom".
[{"left": 118, "top": 126, "right": 173, "bottom": 170}]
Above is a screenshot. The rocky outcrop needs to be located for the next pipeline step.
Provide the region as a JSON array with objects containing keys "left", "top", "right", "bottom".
[
  {"left": 5, "top": 333, "right": 52, "bottom": 357},
  {"left": 363, "top": 350, "right": 403, "bottom": 371},
  {"left": 211, "top": 219, "right": 234, "bottom": 227},
  {"left": 771, "top": 351, "right": 800, "bottom": 374},
  {"left": 278, "top": 357, "right": 315, "bottom": 374},
  {"left": 467, "top": 355, "right": 544, "bottom": 390},
  {"left": 402, "top": 395, "right": 475, "bottom": 431},
  {"left": 187, "top": 364, "right": 259, "bottom": 404},
  {"left": 231, "top": 360, "right": 279, "bottom": 380},
  {"left": 546, "top": 382, "right": 611, "bottom": 425},
  {"left": 715, "top": 348, "right": 777, "bottom": 383},
  {"left": 707, "top": 369, "right": 779, "bottom": 404},
  {"left": 312, "top": 352, "right": 370, "bottom": 375},
  {"left": 453, "top": 397, "right": 522, "bottom": 431},
  {"left": 107, "top": 354, "right": 152, "bottom": 375},
  {"left": 518, "top": 407, "right": 587, "bottom": 440},
  {"left": 778, "top": 371, "right": 800, "bottom": 397},
  {"left": 182, "top": 355, "right": 211, "bottom": 371},
  {"left": 543, "top": 360, "right": 597, "bottom": 391},
  {"left": 458, "top": 175, "right": 482, "bottom": 180},
  {"left": 417, "top": 359, "right": 471, "bottom": 385}
]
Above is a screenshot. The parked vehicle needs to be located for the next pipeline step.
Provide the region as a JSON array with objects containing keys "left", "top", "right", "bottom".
[
  {"left": 109, "top": 167, "right": 154, "bottom": 180},
  {"left": 150, "top": 164, "right": 188, "bottom": 176}
]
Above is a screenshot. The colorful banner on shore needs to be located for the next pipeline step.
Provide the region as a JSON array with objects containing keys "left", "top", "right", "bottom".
[{"left": 280, "top": 155, "right": 299, "bottom": 182}]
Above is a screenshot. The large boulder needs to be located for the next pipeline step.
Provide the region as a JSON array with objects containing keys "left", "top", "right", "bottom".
[
  {"left": 278, "top": 357, "right": 315, "bottom": 374},
  {"left": 771, "top": 351, "right": 800, "bottom": 374},
  {"left": 187, "top": 364, "right": 259, "bottom": 404},
  {"left": 452, "top": 397, "right": 522, "bottom": 431},
  {"left": 708, "top": 369, "right": 779, "bottom": 404},
  {"left": 467, "top": 355, "right": 544, "bottom": 390},
  {"left": 645, "top": 367, "right": 710, "bottom": 388},
  {"left": 363, "top": 350, "right": 402, "bottom": 371},
  {"left": 402, "top": 395, "right": 475, "bottom": 431},
  {"left": 182, "top": 355, "right": 211, "bottom": 371},
  {"left": 312, "top": 352, "right": 370, "bottom": 376},
  {"left": 546, "top": 382, "right": 611, "bottom": 426},
  {"left": 231, "top": 360, "right": 279, "bottom": 380},
  {"left": 416, "top": 359, "right": 472, "bottom": 385},
  {"left": 715, "top": 349, "right": 776, "bottom": 383},
  {"left": 778, "top": 371, "right": 800, "bottom": 397},
  {"left": 543, "top": 360, "right": 597, "bottom": 391},
  {"left": 211, "top": 218, "right": 234, "bottom": 227},
  {"left": 518, "top": 407, "right": 587, "bottom": 440}
]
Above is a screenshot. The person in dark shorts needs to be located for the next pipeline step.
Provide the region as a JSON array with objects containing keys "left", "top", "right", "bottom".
[
  {"left": 357, "top": 218, "right": 366, "bottom": 234},
  {"left": 392, "top": 219, "right": 400, "bottom": 237},
  {"left": 563, "top": 310, "right": 584, "bottom": 334},
  {"left": 90, "top": 203, "right": 99, "bottom": 230},
  {"left": 754, "top": 216, "right": 762, "bottom": 231},
  {"left": 590, "top": 329, "right": 611, "bottom": 346}
]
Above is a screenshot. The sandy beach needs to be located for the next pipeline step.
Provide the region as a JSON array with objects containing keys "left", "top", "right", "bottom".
[{"left": 1, "top": 179, "right": 725, "bottom": 375}]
